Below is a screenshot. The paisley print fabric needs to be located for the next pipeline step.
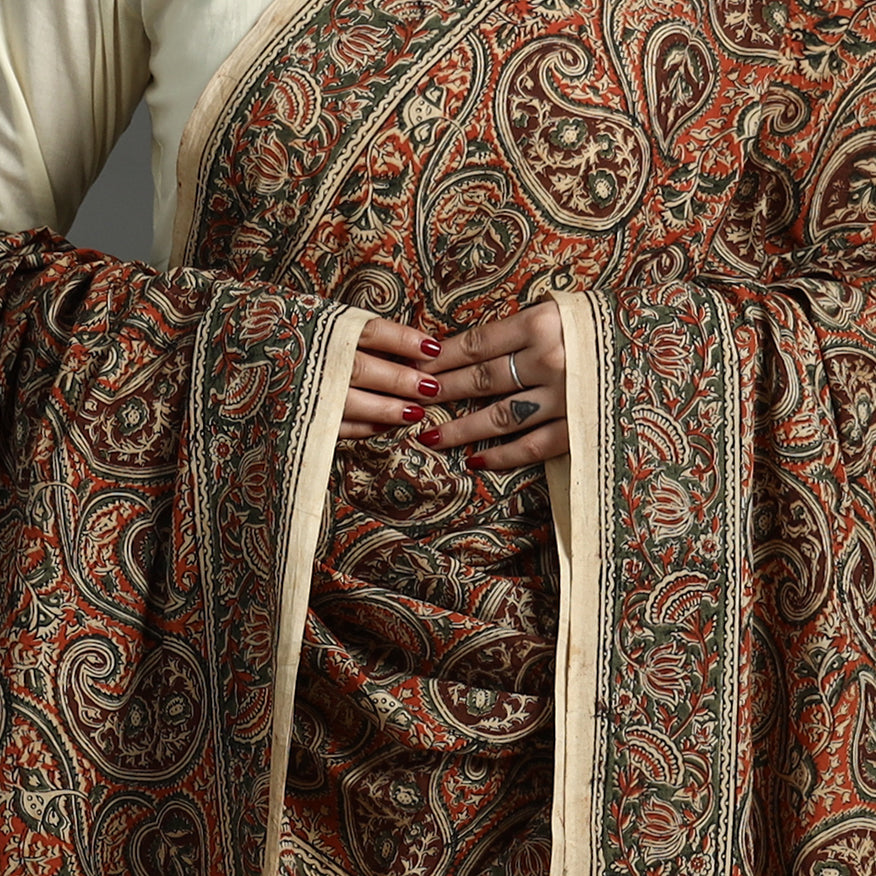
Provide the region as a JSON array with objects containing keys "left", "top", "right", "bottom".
[
  {"left": 280, "top": 437, "right": 559, "bottom": 875},
  {"left": 1, "top": 0, "right": 876, "bottom": 875},
  {"left": 0, "top": 229, "right": 367, "bottom": 875}
]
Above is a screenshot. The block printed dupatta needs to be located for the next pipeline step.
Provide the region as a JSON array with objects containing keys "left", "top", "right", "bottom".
[{"left": 2, "top": 0, "right": 876, "bottom": 874}]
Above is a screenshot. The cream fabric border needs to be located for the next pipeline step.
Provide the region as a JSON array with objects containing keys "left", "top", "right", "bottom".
[{"left": 548, "top": 290, "right": 604, "bottom": 876}]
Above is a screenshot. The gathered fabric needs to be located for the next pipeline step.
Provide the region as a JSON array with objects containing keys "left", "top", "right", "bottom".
[{"left": 282, "top": 432, "right": 558, "bottom": 874}]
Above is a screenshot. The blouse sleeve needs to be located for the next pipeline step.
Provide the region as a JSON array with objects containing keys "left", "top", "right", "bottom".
[{"left": 0, "top": 0, "right": 150, "bottom": 234}]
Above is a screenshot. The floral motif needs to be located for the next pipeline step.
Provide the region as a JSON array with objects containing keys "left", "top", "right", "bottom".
[
  {"left": 640, "top": 641, "right": 689, "bottom": 707},
  {"left": 639, "top": 796, "right": 688, "bottom": 863},
  {"left": 682, "top": 852, "right": 715, "bottom": 876},
  {"left": 243, "top": 131, "right": 291, "bottom": 195},
  {"left": 238, "top": 295, "right": 285, "bottom": 347},
  {"left": 645, "top": 473, "right": 695, "bottom": 541},
  {"left": 646, "top": 322, "right": 693, "bottom": 384},
  {"left": 269, "top": 68, "right": 322, "bottom": 133},
  {"left": 330, "top": 24, "right": 394, "bottom": 73}
]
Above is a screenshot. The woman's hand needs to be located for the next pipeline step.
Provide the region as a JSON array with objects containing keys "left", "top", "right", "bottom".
[
  {"left": 417, "top": 301, "right": 568, "bottom": 470},
  {"left": 340, "top": 317, "right": 443, "bottom": 438}
]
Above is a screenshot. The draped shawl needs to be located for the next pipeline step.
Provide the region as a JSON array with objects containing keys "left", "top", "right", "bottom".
[{"left": 2, "top": 0, "right": 876, "bottom": 874}]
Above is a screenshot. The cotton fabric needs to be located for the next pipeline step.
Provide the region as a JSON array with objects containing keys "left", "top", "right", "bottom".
[{"left": 1, "top": 1, "right": 876, "bottom": 875}]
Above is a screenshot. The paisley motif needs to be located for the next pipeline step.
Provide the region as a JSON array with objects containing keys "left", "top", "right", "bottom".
[
  {"left": 761, "top": 83, "right": 812, "bottom": 138},
  {"left": 711, "top": 150, "right": 798, "bottom": 274},
  {"left": 213, "top": 362, "right": 271, "bottom": 421},
  {"left": 241, "top": 521, "right": 272, "bottom": 576},
  {"left": 57, "top": 636, "right": 206, "bottom": 782},
  {"left": 92, "top": 793, "right": 208, "bottom": 876},
  {"left": 268, "top": 66, "right": 322, "bottom": 135},
  {"left": 334, "top": 431, "right": 475, "bottom": 526},
  {"left": 495, "top": 37, "right": 649, "bottom": 231},
  {"left": 234, "top": 684, "right": 272, "bottom": 743},
  {"left": 336, "top": 265, "right": 405, "bottom": 316},
  {"left": 793, "top": 819, "right": 876, "bottom": 875},
  {"left": 803, "top": 278, "right": 867, "bottom": 331},
  {"left": 644, "top": 22, "right": 717, "bottom": 155},
  {"left": 810, "top": 129, "right": 876, "bottom": 242},
  {"left": 645, "top": 570, "right": 717, "bottom": 625},
  {"left": 74, "top": 354, "right": 191, "bottom": 473},
  {"left": 625, "top": 244, "right": 690, "bottom": 285},
  {"left": 314, "top": 585, "right": 433, "bottom": 659},
  {"left": 343, "top": 757, "right": 453, "bottom": 875},
  {"left": 75, "top": 489, "right": 173, "bottom": 625},
  {"left": 707, "top": 0, "right": 785, "bottom": 58},
  {"left": 4, "top": 0, "right": 876, "bottom": 871},
  {"left": 824, "top": 347, "right": 876, "bottom": 477},
  {"left": 748, "top": 618, "right": 784, "bottom": 743},
  {"left": 841, "top": 529, "right": 876, "bottom": 663},
  {"left": 418, "top": 169, "right": 532, "bottom": 318},
  {"left": 737, "top": 790, "right": 768, "bottom": 876},
  {"left": 427, "top": 682, "right": 551, "bottom": 743},
  {"left": 752, "top": 467, "right": 833, "bottom": 624},
  {"left": 129, "top": 796, "right": 209, "bottom": 876},
  {"left": 851, "top": 671, "right": 876, "bottom": 800},
  {"left": 632, "top": 405, "right": 691, "bottom": 465}
]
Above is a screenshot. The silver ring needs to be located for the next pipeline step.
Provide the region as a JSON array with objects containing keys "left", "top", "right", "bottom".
[{"left": 508, "top": 351, "right": 525, "bottom": 390}]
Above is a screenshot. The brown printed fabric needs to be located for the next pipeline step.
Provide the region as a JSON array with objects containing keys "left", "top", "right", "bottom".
[{"left": 2, "top": 0, "right": 876, "bottom": 874}]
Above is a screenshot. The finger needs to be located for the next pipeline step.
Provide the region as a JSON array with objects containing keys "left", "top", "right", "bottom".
[
  {"left": 417, "top": 314, "right": 528, "bottom": 374},
  {"left": 358, "top": 317, "right": 442, "bottom": 361},
  {"left": 343, "top": 388, "right": 426, "bottom": 426},
  {"left": 431, "top": 349, "right": 544, "bottom": 402},
  {"left": 351, "top": 351, "right": 441, "bottom": 399},
  {"left": 416, "top": 389, "right": 561, "bottom": 450},
  {"left": 419, "top": 301, "right": 562, "bottom": 374},
  {"left": 467, "top": 419, "right": 570, "bottom": 471},
  {"left": 339, "top": 420, "right": 384, "bottom": 439},
  {"left": 338, "top": 419, "right": 403, "bottom": 439}
]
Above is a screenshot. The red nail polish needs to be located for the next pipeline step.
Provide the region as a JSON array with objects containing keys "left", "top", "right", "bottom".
[
  {"left": 403, "top": 405, "right": 425, "bottom": 423},
  {"left": 418, "top": 428, "right": 441, "bottom": 447},
  {"left": 420, "top": 338, "right": 442, "bottom": 357},
  {"left": 466, "top": 455, "right": 487, "bottom": 470},
  {"left": 418, "top": 378, "right": 440, "bottom": 397}
]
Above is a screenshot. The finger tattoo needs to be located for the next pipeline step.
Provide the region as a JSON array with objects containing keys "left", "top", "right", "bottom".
[{"left": 511, "top": 400, "right": 540, "bottom": 424}]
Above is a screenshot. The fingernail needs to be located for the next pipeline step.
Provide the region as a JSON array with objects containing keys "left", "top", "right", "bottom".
[
  {"left": 403, "top": 404, "right": 425, "bottom": 423},
  {"left": 466, "top": 455, "right": 487, "bottom": 470},
  {"left": 418, "top": 428, "right": 441, "bottom": 447},
  {"left": 420, "top": 338, "right": 442, "bottom": 358},
  {"left": 418, "top": 378, "right": 440, "bottom": 397}
]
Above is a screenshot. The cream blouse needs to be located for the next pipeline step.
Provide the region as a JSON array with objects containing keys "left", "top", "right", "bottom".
[{"left": 0, "top": 0, "right": 272, "bottom": 268}]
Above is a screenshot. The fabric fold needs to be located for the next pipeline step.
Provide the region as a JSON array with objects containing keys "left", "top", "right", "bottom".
[{"left": 0, "top": 228, "right": 371, "bottom": 875}]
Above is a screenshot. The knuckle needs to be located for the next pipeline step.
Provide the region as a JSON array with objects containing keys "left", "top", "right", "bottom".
[
  {"left": 489, "top": 402, "right": 513, "bottom": 431},
  {"left": 358, "top": 319, "right": 378, "bottom": 343},
  {"left": 529, "top": 305, "right": 554, "bottom": 332},
  {"left": 473, "top": 362, "right": 493, "bottom": 393},
  {"left": 392, "top": 368, "right": 410, "bottom": 396},
  {"left": 537, "top": 346, "right": 566, "bottom": 376},
  {"left": 529, "top": 306, "right": 560, "bottom": 339},
  {"left": 350, "top": 354, "right": 364, "bottom": 383},
  {"left": 460, "top": 325, "right": 487, "bottom": 361},
  {"left": 519, "top": 434, "right": 545, "bottom": 464}
]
